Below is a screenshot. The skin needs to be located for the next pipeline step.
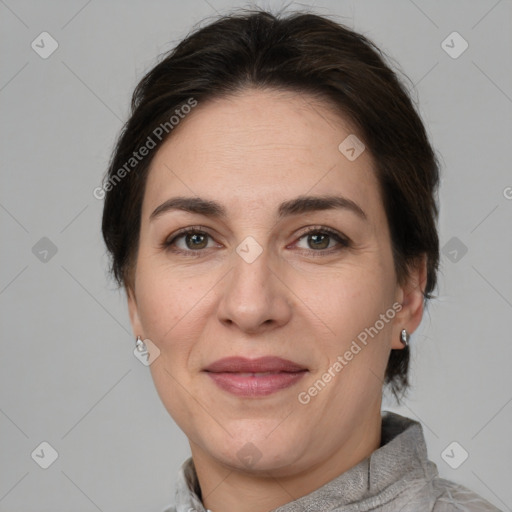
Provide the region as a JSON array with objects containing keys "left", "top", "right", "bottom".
[{"left": 127, "top": 88, "right": 427, "bottom": 512}]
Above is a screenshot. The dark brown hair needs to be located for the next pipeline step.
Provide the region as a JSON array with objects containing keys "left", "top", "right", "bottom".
[{"left": 101, "top": 8, "right": 440, "bottom": 399}]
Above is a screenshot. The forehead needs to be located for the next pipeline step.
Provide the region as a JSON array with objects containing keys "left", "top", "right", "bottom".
[{"left": 142, "top": 88, "right": 381, "bottom": 220}]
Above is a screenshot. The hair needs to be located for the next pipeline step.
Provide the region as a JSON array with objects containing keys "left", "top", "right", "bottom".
[{"left": 101, "top": 7, "right": 440, "bottom": 400}]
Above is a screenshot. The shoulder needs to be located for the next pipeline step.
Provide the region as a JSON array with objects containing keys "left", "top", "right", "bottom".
[
  {"left": 431, "top": 477, "right": 502, "bottom": 511},
  {"left": 161, "top": 505, "right": 176, "bottom": 512}
]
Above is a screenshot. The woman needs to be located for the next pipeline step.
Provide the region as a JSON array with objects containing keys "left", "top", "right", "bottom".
[{"left": 101, "top": 8, "right": 500, "bottom": 512}]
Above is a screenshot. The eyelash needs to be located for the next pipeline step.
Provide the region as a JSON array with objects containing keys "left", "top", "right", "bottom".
[{"left": 161, "top": 225, "right": 350, "bottom": 258}]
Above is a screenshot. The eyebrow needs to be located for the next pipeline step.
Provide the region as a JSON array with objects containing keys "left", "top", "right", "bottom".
[{"left": 149, "top": 194, "right": 367, "bottom": 222}]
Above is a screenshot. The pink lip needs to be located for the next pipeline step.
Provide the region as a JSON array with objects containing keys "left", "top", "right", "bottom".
[
  {"left": 204, "top": 356, "right": 307, "bottom": 373},
  {"left": 203, "top": 356, "right": 308, "bottom": 397}
]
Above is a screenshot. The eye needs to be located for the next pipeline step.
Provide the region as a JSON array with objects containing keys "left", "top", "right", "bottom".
[
  {"left": 294, "top": 226, "right": 350, "bottom": 255},
  {"left": 161, "top": 225, "right": 350, "bottom": 258},
  {"left": 162, "top": 226, "right": 219, "bottom": 255}
]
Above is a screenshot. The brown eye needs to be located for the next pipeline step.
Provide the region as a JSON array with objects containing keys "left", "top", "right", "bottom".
[
  {"left": 183, "top": 232, "right": 209, "bottom": 250},
  {"left": 163, "top": 227, "right": 217, "bottom": 255},
  {"left": 307, "top": 233, "right": 331, "bottom": 250},
  {"left": 295, "top": 227, "right": 349, "bottom": 253}
]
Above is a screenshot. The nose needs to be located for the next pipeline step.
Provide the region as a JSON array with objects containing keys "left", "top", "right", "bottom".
[{"left": 216, "top": 244, "right": 293, "bottom": 334}]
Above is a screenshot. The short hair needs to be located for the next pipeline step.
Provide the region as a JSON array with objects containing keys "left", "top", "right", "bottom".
[{"left": 101, "top": 8, "right": 440, "bottom": 400}]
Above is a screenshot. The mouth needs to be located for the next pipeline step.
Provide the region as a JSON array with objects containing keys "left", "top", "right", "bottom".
[
  {"left": 203, "top": 356, "right": 308, "bottom": 397},
  {"left": 203, "top": 356, "right": 307, "bottom": 373}
]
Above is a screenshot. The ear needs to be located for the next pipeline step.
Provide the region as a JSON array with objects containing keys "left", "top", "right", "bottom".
[
  {"left": 127, "top": 286, "right": 144, "bottom": 339},
  {"left": 391, "top": 254, "right": 428, "bottom": 349}
]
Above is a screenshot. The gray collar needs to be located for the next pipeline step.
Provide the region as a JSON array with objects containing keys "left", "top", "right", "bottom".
[{"left": 173, "top": 412, "right": 437, "bottom": 512}]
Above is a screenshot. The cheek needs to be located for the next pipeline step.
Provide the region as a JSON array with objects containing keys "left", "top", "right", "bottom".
[
  {"left": 136, "top": 267, "right": 212, "bottom": 436},
  {"left": 136, "top": 278, "right": 178, "bottom": 341},
  {"left": 134, "top": 260, "right": 222, "bottom": 395},
  {"left": 135, "top": 260, "right": 209, "bottom": 340},
  {"left": 299, "top": 261, "right": 397, "bottom": 393},
  {"left": 293, "top": 262, "right": 394, "bottom": 338},
  {"left": 301, "top": 275, "right": 396, "bottom": 407}
]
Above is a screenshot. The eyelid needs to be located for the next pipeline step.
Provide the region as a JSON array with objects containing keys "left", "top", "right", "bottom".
[
  {"left": 164, "top": 225, "right": 214, "bottom": 244},
  {"left": 295, "top": 225, "right": 348, "bottom": 241}
]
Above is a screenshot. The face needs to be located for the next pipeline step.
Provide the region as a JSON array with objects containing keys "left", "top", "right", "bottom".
[{"left": 128, "top": 88, "right": 423, "bottom": 478}]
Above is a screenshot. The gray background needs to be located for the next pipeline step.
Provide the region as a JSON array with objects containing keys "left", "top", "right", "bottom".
[{"left": 1, "top": 0, "right": 511, "bottom": 510}]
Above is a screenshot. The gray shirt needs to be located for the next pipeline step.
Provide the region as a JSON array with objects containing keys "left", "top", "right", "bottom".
[{"left": 163, "top": 412, "right": 501, "bottom": 511}]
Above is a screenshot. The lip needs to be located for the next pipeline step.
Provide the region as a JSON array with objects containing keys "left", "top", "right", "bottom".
[
  {"left": 204, "top": 356, "right": 307, "bottom": 373},
  {"left": 203, "top": 356, "right": 308, "bottom": 397}
]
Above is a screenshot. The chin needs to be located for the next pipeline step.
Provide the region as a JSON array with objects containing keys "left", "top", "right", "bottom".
[{"left": 203, "top": 428, "right": 309, "bottom": 475}]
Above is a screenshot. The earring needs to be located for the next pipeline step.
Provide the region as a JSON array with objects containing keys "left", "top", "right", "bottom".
[
  {"left": 135, "top": 335, "right": 147, "bottom": 352},
  {"left": 400, "top": 329, "right": 410, "bottom": 347}
]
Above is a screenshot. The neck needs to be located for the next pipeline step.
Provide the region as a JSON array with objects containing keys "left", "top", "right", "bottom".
[{"left": 190, "top": 408, "right": 382, "bottom": 512}]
